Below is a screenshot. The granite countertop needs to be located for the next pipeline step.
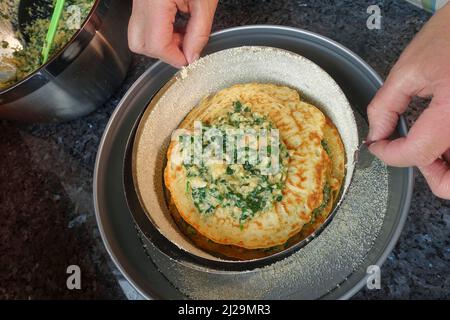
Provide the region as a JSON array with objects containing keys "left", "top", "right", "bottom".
[{"left": 0, "top": 0, "right": 449, "bottom": 299}]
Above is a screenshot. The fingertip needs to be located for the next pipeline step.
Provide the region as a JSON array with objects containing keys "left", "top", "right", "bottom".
[
  {"left": 366, "top": 75, "right": 412, "bottom": 142},
  {"left": 186, "top": 52, "right": 200, "bottom": 65},
  {"left": 171, "top": 57, "right": 188, "bottom": 69},
  {"left": 182, "top": 0, "right": 216, "bottom": 65},
  {"left": 367, "top": 138, "right": 413, "bottom": 167},
  {"left": 183, "top": 35, "right": 208, "bottom": 65},
  {"left": 159, "top": 46, "right": 187, "bottom": 68},
  {"left": 366, "top": 97, "right": 384, "bottom": 142},
  {"left": 173, "top": 63, "right": 186, "bottom": 69},
  {"left": 367, "top": 140, "right": 385, "bottom": 159}
]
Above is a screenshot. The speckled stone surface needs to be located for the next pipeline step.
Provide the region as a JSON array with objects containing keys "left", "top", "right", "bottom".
[{"left": 0, "top": 0, "right": 448, "bottom": 299}]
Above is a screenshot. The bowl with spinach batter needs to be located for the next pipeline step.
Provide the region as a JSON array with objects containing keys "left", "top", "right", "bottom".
[
  {"left": 0, "top": 0, "right": 131, "bottom": 122},
  {"left": 0, "top": 0, "right": 95, "bottom": 90}
]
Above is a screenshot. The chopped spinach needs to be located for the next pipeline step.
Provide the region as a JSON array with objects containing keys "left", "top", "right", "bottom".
[
  {"left": 311, "top": 184, "right": 331, "bottom": 220},
  {"left": 182, "top": 100, "right": 288, "bottom": 225},
  {"left": 321, "top": 140, "right": 331, "bottom": 156},
  {"left": 233, "top": 100, "right": 243, "bottom": 112}
]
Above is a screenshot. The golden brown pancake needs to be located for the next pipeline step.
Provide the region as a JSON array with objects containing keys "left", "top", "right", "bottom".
[{"left": 164, "top": 83, "right": 345, "bottom": 254}]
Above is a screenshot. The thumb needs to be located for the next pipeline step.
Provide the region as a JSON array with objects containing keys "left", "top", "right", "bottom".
[
  {"left": 366, "top": 70, "right": 412, "bottom": 142},
  {"left": 183, "top": 0, "right": 218, "bottom": 64}
]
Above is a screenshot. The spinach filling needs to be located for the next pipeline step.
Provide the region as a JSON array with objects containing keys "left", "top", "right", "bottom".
[
  {"left": 310, "top": 184, "right": 331, "bottom": 223},
  {"left": 309, "top": 140, "right": 333, "bottom": 223},
  {"left": 183, "top": 100, "right": 289, "bottom": 225},
  {"left": 321, "top": 139, "right": 331, "bottom": 156}
]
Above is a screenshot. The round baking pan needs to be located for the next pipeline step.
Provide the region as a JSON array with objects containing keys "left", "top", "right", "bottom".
[
  {"left": 126, "top": 46, "right": 359, "bottom": 271},
  {"left": 94, "top": 26, "right": 413, "bottom": 299}
]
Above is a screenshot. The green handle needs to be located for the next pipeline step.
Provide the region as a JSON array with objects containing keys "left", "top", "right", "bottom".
[{"left": 41, "top": 0, "right": 65, "bottom": 64}]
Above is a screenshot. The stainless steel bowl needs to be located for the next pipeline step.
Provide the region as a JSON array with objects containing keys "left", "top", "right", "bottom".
[
  {"left": 0, "top": 0, "right": 132, "bottom": 122},
  {"left": 94, "top": 26, "right": 413, "bottom": 299}
]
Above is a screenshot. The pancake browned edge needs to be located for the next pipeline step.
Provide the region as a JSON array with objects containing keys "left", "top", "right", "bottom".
[{"left": 164, "top": 83, "right": 345, "bottom": 260}]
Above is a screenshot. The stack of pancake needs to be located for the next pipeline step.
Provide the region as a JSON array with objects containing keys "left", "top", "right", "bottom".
[{"left": 164, "top": 83, "right": 345, "bottom": 260}]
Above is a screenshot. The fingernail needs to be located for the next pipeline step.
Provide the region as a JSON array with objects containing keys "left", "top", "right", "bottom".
[
  {"left": 173, "top": 60, "right": 187, "bottom": 69},
  {"left": 187, "top": 53, "right": 200, "bottom": 65},
  {"left": 367, "top": 142, "right": 376, "bottom": 154}
]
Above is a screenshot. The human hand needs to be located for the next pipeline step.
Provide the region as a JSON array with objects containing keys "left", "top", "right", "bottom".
[
  {"left": 128, "top": 0, "right": 218, "bottom": 68},
  {"left": 367, "top": 4, "right": 450, "bottom": 199}
]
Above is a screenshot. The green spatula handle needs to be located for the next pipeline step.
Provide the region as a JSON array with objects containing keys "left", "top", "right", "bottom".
[{"left": 42, "top": 0, "right": 66, "bottom": 64}]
